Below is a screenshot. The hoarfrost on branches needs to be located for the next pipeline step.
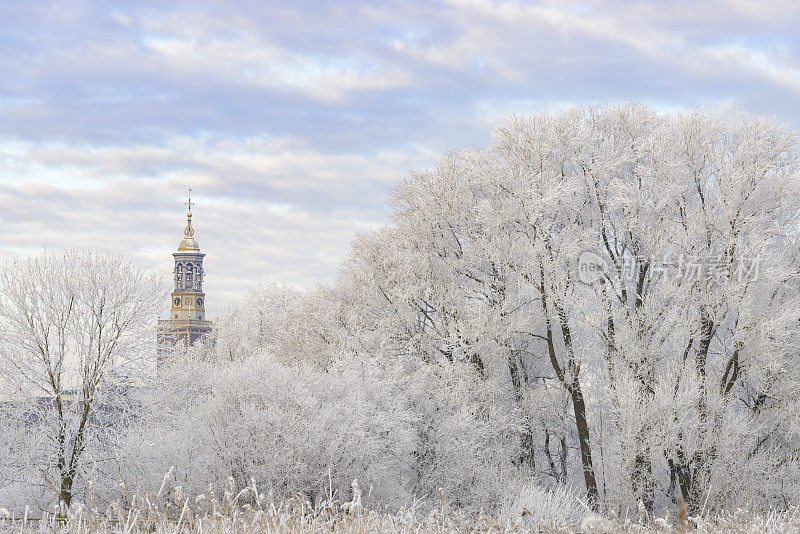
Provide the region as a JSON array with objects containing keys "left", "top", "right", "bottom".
[{"left": 1, "top": 105, "right": 799, "bottom": 523}]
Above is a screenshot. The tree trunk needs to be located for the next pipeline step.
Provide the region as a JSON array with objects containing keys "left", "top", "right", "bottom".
[
  {"left": 570, "top": 381, "right": 600, "bottom": 506},
  {"left": 539, "top": 266, "right": 600, "bottom": 507},
  {"left": 688, "top": 309, "right": 714, "bottom": 512},
  {"left": 59, "top": 474, "right": 74, "bottom": 507},
  {"left": 633, "top": 448, "right": 654, "bottom": 515}
]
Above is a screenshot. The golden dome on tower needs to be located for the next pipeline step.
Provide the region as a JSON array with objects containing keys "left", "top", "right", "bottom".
[{"left": 178, "top": 236, "right": 200, "bottom": 251}]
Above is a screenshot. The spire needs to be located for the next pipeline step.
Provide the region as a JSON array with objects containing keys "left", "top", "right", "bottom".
[
  {"left": 178, "top": 188, "right": 200, "bottom": 251},
  {"left": 184, "top": 188, "right": 194, "bottom": 238}
]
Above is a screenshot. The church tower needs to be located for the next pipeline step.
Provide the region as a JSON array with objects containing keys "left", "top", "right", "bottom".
[{"left": 157, "top": 190, "right": 211, "bottom": 360}]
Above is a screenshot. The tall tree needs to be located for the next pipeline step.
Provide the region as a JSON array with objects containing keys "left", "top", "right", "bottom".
[{"left": 0, "top": 249, "right": 162, "bottom": 507}]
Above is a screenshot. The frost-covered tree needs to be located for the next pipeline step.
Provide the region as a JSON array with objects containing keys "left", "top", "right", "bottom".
[
  {"left": 0, "top": 249, "right": 162, "bottom": 508},
  {"left": 334, "top": 105, "right": 800, "bottom": 514}
]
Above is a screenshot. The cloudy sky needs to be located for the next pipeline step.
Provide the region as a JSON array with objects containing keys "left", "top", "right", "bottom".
[{"left": 1, "top": 0, "right": 799, "bottom": 312}]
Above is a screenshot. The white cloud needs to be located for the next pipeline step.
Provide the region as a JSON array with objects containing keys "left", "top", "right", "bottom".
[{"left": 141, "top": 27, "right": 410, "bottom": 103}]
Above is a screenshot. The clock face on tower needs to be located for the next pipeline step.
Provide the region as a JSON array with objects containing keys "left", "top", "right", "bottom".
[
  {"left": 173, "top": 296, "right": 181, "bottom": 306},
  {"left": 196, "top": 297, "right": 204, "bottom": 307}
]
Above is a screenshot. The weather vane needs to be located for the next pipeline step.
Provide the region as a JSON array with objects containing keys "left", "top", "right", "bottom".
[{"left": 185, "top": 187, "right": 193, "bottom": 213}]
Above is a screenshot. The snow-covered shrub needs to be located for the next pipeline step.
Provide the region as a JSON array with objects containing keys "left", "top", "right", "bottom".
[
  {"left": 109, "top": 349, "right": 524, "bottom": 515},
  {"left": 500, "top": 482, "right": 584, "bottom": 529}
]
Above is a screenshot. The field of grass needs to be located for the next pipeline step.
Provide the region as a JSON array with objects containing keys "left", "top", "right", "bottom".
[{"left": 1, "top": 478, "right": 797, "bottom": 533}]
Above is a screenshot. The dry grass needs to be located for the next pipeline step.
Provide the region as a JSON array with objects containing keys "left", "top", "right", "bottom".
[{"left": 0, "top": 477, "right": 797, "bottom": 534}]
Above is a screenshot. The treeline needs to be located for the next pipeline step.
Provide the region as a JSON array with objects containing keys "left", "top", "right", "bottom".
[{"left": 1, "top": 105, "right": 799, "bottom": 520}]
